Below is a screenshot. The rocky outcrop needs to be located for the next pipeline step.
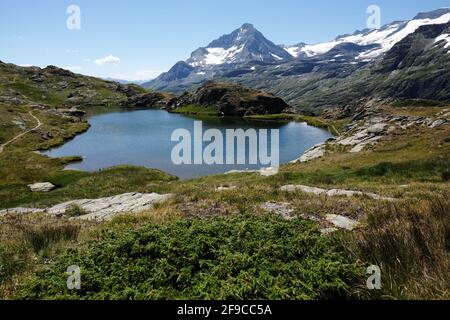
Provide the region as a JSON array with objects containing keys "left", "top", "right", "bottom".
[
  {"left": 48, "top": 192, "right": 173, "bottom": 221},
  {"left": 43, "top": 65, "right": 76, "bottom": 77},
  {"left": 124, "top": 92, "right": 171, "bottom": 109},
  {"left": 115, "top": 84, "right": 143, "bottom": 97},
  {"left": 259, "top": 201, "right": 360, "bottom": 232},
  {"left": 0, "top": 207, "right": 45, "bottom": 215},
  {"left": 27, "top": 182, "right": 55, "bottom": 192},
  {"left": 337, "top": 122, "right": 387, "bottom": 153},
  {"left": 0, "top": 192, "right": 173, "bottom": 221},
  {"left": 293, "top": 104, "right": 449, "bottom": 163},
  {"left": 291, "top": 143, "right": 326, "bottom": 163},
  {"left": 58, "top": 107, "right": 86, "bottom": 117},
  {"left": 280, "top": 184, "right": 395, "bottom": 201},
  {"left": 337, "top": 114, "right": 448, "bottom": 154},
  {"left": 168, "top": 81, "right": 289, "bottom": 117}
]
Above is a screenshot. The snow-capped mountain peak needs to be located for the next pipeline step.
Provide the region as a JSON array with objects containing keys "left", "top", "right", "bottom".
[
  {"left": 284, "top": 8, "right": 450, "bottom": 60},
  {"left": 186, "top": 23, "right": 292, "bottom": 67}
]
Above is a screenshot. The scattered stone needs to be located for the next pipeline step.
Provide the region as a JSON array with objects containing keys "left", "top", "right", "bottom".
[
  {"left": 299, "top": 213, "right": 321, "bottom": 222},
  {"left": 325, "top": 214, "right": 360, "bottom": 231},
  {"left": 12, "top": 119, "right": 26, "bottom": 130},
  {"left": 292, "top": 108, "right": 448, "bottom": 164},
  {"left": 326, "top": 189, "right": 363, "bottom": 197},
  {"left": 260, "top": 167, "right": 279, "bottom": 176},
  {"left": 429, "top": 119, "right": 447, "bottom": 128},
  {"left": 225, "top": 169, "right": 257, "bottom": 175},
  {"left": 280, "top": 185, "right": 326, "bottom": 195},
  {"left": 41, "top": 132, "right": 54, "bottom": 140},
  {"left": 57, "top": 81, "right": 69, "bottom": 89},
  {"left": 27, "top": 182, "right": 55, "bottom": 192},
  {"left": 366, "top": 123, "right": 387, "bottom": 134},
  {"left": 224, "top": 167, "right": 279, "bottom": 176},
  {"left": 280, "top": 184, "right": 395, "bottom": 201},
  {"left": 216, "top": 185, "right": 237, "bottom": 191},
  {"left": 320, "top": 227, "right": 339, "bottom": 235},
  {"left": 260, "top": 201, "right": 294, "bottom": 220}
]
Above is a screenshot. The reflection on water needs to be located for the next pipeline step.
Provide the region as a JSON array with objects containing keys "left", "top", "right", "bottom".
[{"left": 43, "top": 110, "right": 332, "bottom": 179}]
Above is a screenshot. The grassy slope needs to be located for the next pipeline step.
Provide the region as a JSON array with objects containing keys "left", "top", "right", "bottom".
[
  {"left": 244, "top": 113, "right": 348, "bottom": 135},
  {"left": 171, "top": 104, "right": 221, "bottom": 116}
]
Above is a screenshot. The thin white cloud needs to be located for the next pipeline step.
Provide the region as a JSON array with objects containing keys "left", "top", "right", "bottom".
[
  {"left": 94, "top": 55, "right": 121, "bottom": 66},
  {"left": 113, "top": 69, "right": 164, "bottom": 81},
  {"left": 63, "top": 66, "right": 82, "bottom": 71},
  {"left": 19, "top": 64, "right": 32, "bottom": 67}
]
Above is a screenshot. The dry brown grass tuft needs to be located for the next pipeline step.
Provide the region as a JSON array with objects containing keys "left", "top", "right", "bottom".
[
  {"left": 107, "top": 200, "right": 182, "bottom": 228},
  {"left": 344, "top": 194, "right": 449, "bottom": 299},
  {"left": 0, "top": 213, "right": 96, "bottom": 299}
]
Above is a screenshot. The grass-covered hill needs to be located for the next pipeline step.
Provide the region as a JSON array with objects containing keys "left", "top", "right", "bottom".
[
  {"left": 0, "top": 61, "right": 148, "bottom": 108},
  {"left": 167, "top": 81, "right": 289, "bottom": 116}
]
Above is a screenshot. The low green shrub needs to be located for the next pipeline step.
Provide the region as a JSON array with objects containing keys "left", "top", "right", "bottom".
[
  {"left": 20, "top": 215, "right": 363, "bottom": 300},
  {"left": 65, "top": 204, "right": 88, "bottom": 218},
  {"left": 0, "top": 242, "right": 30, "bottom": 284},
  {"left": 355, "top": 161, "right": 443, "bottom": 181}
]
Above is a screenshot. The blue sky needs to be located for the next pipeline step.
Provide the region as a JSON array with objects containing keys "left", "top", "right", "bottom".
[{"left": 0, "top": 0, "right": 448, "bottom": 81}]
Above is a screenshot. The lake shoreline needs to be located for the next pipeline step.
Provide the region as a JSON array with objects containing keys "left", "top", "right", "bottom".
[{"left": 42, "top": 109, "right": 332, "bottom": 179}]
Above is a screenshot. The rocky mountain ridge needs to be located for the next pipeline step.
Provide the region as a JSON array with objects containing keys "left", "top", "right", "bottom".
[{"left": 144, "top": 8, "right": 450, "bottom": 114}]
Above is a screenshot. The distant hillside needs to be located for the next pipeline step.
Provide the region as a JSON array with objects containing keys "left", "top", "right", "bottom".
[{"left": 0, "top": 62, "right": 157, "bottom": 109}]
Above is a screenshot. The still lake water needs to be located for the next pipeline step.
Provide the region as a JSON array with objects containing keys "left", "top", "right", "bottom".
[{"left": 43, "top": 110, "right": 332, "bottom": 179}]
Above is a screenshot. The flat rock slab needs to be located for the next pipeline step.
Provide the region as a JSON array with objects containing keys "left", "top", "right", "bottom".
[
  {"left": 280, "top": 185, "right": 395, "bottom": 201},
  {"left": 280, "top": 185, "right": 326, "bottom": 195},
  {"left": 48, "top": 193, "right": 173, "bottom": 221},
  {"left": 291, "top": 143, "right": 325, "bottom": 163},
  {"left": 28, "top": 182, "right": 55, "bottom": 192},
  {"left": 259, "top": 201, "right": 294, "bottom": 220},
  {"left": 0, "top": 207, "right": 45, "bottom": 216},
  {"left": 325, "top": 214, "right": 360, "bottom": 231},
  {"left": 225, "top": 167, "right": 279, "bottom": 177},
  {"left": 320, "top": 227, "right": 339, "bottom": 235},
  {"left": 216, "top": 186, "right": 237, "bottom": 191},
  {"left": 0, "top": 192, "right": 173, "bottom": 222}
]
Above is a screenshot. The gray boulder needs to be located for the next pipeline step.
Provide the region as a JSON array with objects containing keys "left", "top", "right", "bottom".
[{"left": 28, "top": 182, "right": 55, "bottom": 192}]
